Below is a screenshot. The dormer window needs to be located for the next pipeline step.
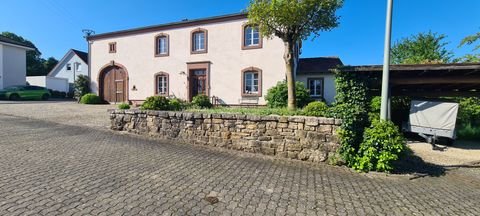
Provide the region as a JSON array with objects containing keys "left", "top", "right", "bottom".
[
  {"left": 242, "top": 25, "right": 262, "bottom": 50},
  {"left": 155, "top": 34, "right": 169, "bottom": 57},
  {"left": 191, "top": 28, "right": 208, "bottom": 54}
]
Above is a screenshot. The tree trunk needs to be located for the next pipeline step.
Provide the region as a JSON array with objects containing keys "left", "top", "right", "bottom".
[{"left": 284, "top": 40, "right": 296, "bottom": 111}]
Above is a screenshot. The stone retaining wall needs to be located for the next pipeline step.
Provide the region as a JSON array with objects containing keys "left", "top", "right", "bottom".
[{"left": 110, "top": 110, "right": 342, "bottom": 163}]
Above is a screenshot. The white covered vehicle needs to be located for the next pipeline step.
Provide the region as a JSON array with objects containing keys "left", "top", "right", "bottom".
[{"left": 404, "top": 99, "right": 459, "bottom": 144}]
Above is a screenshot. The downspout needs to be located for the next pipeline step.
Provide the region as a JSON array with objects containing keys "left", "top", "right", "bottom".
[{"left": 87, "top": 39, "right": 91, "bottom": 93}]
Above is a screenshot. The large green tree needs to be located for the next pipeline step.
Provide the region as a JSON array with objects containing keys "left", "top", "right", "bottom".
[
  {"left": 391, "top": 31, "right": 453, "bottom": 64},
  {"left": 460, "top": 30, "right": 480, "bottom": 51},
  {"left": 248, "top": 0, "right": 343, "bottom": 110},
  {"left": 1, "top": 32, "right": 58, "bottom": 76},
  {"left": 458, "top": 29, "right": 480, "bottom": 63},
  {"left": 43, "top": 57, "right": 59, "bottom": 74}
]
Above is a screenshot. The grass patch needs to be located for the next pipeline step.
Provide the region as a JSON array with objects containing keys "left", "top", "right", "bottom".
[{"left": 185, "top": 107, "right": 305, "bottom": 116}]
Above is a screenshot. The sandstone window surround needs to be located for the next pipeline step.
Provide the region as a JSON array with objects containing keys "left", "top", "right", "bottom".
[
  {"left": 155, "top": 72, "right": 169, "bottom": 96},
  {"left": 241, "top": 67, "right": 262, "bottom": 97},
  {"left": 154, "top": 33, "right": 169, "bottom": 57},
  {"left": 242, "top": 24, "right": 262, "bottom": 50},
  {"left": 191, "top": 28, "right": 208, "bottom": 54},
  {"left": 108, "top": 42, "right": 117, "bottom": 53}
]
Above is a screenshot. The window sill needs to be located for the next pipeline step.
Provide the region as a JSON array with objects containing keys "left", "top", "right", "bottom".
[
  {"left": 191, "top": 50, "right": 207, "bottom": 54},
  {"left": 241, "top": 93, "right": 261, "bottom": 97},
  {"left": 242, "top": 45, "right": 262, "bottom": 50},
  {"left": 155, "top": 53, "right": 169, "bottom": 57}
]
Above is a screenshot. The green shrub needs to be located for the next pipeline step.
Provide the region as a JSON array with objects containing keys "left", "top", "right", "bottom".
[
  {"left": 455, "top": 97, "right": 480, "bottom": 140},
  {"left": 369, "top": 96, "right": 381, "bottom": 121},
  {"left": 457, "top": 123, "right": 480, "bottom": 140},
  {"left": 265, "top": 81, "right": 312, "bottom": 108},
  {"left": 74, "top": 75, "right": 90, "bottom": 99},
  {"left": 458, "top": 97, "right": 480, "bottom": 125},
  {"left": 141, "top": 96, "right": 170, "bottom": 110},
  {"left": 80, "top": 93, "right": 103, "bottom": 104},
  {"left": 354, "top": 120, "right": 406, "bottom": 172},
  {"left": 168, "top": 98, "right": 187, "bottom": 111},
  {"left": 192, "top": 95, "right": 212, "bottom": 109},
  {"left": 302, "top": 101, "right": 328, "bottom": 117},
  {"left": 118, "top": 103, "right": 130, "bottom": 110}
]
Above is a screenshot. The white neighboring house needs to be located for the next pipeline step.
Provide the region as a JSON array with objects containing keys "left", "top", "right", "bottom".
[
  {"left": 47, "top": 49, "right": 88, "bottom": 92},
  {"left": 296, "top": 57, "right": 343, "bottom": 104},
  {"left": 0, "top": 35, "right": 35, "bottom": 90}
]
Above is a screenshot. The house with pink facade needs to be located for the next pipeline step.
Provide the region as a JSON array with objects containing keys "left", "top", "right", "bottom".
[{"left": 87, "top": 13, "right": 342, "bottom": 105}]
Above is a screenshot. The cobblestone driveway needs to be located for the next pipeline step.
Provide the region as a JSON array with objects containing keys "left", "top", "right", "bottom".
[{"left": 0, "top": 113, "right": 479, "bottom": 215}]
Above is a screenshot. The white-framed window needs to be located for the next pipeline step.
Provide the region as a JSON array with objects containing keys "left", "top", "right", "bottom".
[
  {"left": 244, "top": 26, "right": 260, "bottom": 47},
  {"left": 156, "top": 74, "right": 168, "bottom": 95},
  {"left": 244, "top": 71, "right": 259, "bottom": 94},
  {"left": 193, "top": 31, "right": 205, "bottom": 51},
  {"left": 308, "top": 78, "right": 324, "bottom": 97},
  {"left": 76, "top": 63, "right": 82, "bottom": 71},
  {"left": 156, "top": 35, "right": 168, "bottom": 55},
  {"left": 66, "top": 63, "right": 71, "bottom": 71}
]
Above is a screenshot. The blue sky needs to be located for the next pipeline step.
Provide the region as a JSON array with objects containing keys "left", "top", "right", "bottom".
[{"left": 1, "top": 0, "right": 479, "bottom": 65}]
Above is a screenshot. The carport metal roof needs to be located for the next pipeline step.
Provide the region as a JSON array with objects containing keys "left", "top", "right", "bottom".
[{"left": 341, "top": 63, "right": 480, "bottom": 97}]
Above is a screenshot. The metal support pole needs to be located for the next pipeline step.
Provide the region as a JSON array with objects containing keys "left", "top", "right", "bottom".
[
  {"left": 388, "top": 85, "right": 392, "bottom": 120},
  {"left": 381, "top": 0, "right": 394, "bottom": 120}
]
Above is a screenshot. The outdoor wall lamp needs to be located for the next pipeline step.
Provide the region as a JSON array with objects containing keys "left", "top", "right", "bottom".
[{"left": 132, "top": 85, "right": 137, "bottom": 91}]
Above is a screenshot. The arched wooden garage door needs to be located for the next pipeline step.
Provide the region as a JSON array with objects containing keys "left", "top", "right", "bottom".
[{"left": 99, "top": 65, "right": 128, "bottom": 103}]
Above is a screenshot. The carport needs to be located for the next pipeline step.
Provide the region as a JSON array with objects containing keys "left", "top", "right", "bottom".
[
  {"left": 341, "top": 63, "right": 480, "bottom": 156},
  {"left": 341, "top": 63, "right": 480, "bottom": 97}
]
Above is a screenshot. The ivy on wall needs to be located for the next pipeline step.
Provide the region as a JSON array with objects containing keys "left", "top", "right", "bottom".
[{"left": 330, "top": 69, "right": 371, "bottom": 166}]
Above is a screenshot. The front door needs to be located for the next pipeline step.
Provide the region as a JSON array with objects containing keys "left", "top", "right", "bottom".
[
  {"left": 101, "top": 66, "right": 127, "bottom": 103},
  {"left": 190, "top": 69, "right": 207, "bottom": 100}
]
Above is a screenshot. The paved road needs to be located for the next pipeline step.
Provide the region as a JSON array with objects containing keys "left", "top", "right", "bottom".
[
  {"left": 0, "top": 114, "right": 479, "bottom": 215},
  {"left": 0, "top": 101, "right": 115, "bottom": 130}
]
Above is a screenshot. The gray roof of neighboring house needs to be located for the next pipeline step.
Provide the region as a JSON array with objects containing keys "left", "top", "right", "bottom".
[
  {"left": 297, "top": 57, "right": 343, "bottom": 74},
  {"left": 47, "top": 49, "right": 88, "bottom": 76},
  {"left": 87, "top": 12, "right": 248, "bottom": 40},
  {"left": 71, "top": 49, "right": 88, "bottom": 64},
  {"left": 0, "top": 35, "right": 36, "bottom": 49}
]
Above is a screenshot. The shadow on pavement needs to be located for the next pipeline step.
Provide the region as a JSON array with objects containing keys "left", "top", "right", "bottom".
[
  {"left": 393, "top": 148, "right": 480, "bottom": 180},
  {"left": 0, "top": 99, "right": 76, "bottom": 104},
  {"left": 452, "top": 140, "right": 480, "bottom": 150},
  {"left": 393, "top": 150, "right": 447, "bottom": 179}
]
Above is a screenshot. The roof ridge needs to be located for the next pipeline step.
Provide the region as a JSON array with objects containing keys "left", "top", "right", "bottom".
[
  {"left": 0, "top": 35, "right": 36, "bottom": 49},
  {"left": 88, "top": 12, "right": 248, "bottom": 40},
  {"left": 71, "top": 49, "right": 87, "bottom": 54}
]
